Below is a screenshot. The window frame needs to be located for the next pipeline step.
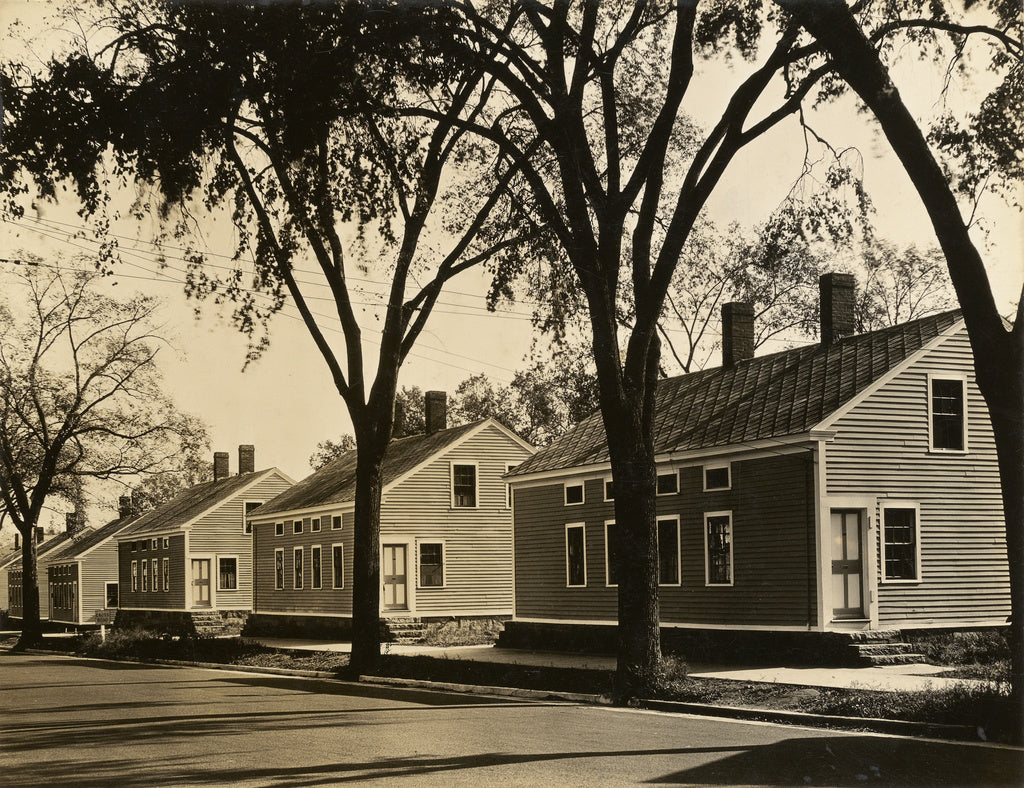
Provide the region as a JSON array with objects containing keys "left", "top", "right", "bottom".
[
  {"left": 311, "top": 517, "right": 322, "bottom": 533},
  {"left": 217, "top": 555, "right": 239, "bottom": 591},
  {"left": 311, "top": 545, "right": 322, "bottom": 589},
  {"left": 703, "top": 462, "right": 732, "bottom": 491},
  {"left": 293, "top": 546, "right": 304, "bottom": 589},
  {"left": 162, "top": 558, "right": 169, "bottom": 592},
  {"left": 293, "top": 519, "right": 303, "bottom": 535},
  {"left": 243, "top": 501, "right": 262, "bottom": 534},
  {"left": 105, "top": 581, "right": 118, "bottom": 609},
  {"left": 274, "top": 548, "right": 284, "bottom": 590},
  {"left": 604, "top": 520, "right": 618, "bottom": 587},
  {"left": 151, "top": 538, "right": 159, "bottom": 550},
  {"left": 927, "top": 374, "right": 968, "bottom": 453},
  {"left": 331, "top": 543, "right": 344, "bottom": 589},
  {"left": 331, "top": 515, "right": 342, "bottom": 530},
  {"left": 417, "top": 540, "right": 446, "bottom": 589},
  {"left": 275, "top": 522, "right": 284, "bottom": 536},
  {"left": 704, "top": 510, "right": 734, "bottom": 587},
  {"left": 603, "top": 476, "right": 614, "bottom": 502},
  {"left": 657, "top": 515, "right": 682, "bottom": 586},
  {"left": 450, "top": 462, "right": 479, "bottom": 508},
  {"left": 141, "top": 559, "right": 149, "bottom": 592},
  {"left": 564, "top": 481, "right": 585, "bottom": 506},
  {"left": 151, "top": 559, "right": 160, "bottom": 592},
  {"left": 130, "top": 560, "right": 138, "bottom": 592},
  {"left": 880, "top": 502, "right": 923, "bottom": 583},
  {"left": 565, "top": 522, "right": 587, "bottom": 588},
  {"left": 162, "top": 537, "right": 169, "bottom": 549},
  {"left": 505, "top": 463, "right": 518, "bottom": 509},
  {"left": 656, "top": 471, "right": 679, "bottom": 496}
]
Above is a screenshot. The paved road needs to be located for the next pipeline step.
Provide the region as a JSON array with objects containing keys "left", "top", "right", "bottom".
[{"left": 1, "top": 653, "right": 1020, "bottom": 787}]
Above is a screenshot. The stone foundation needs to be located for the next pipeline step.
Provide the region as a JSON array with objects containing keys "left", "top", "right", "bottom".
[
  {"left": 114, "top": 609, "right": 248, "bottom": 638},
  {"left": 242, "top": 613, "right": 353, "bottom": 640}
]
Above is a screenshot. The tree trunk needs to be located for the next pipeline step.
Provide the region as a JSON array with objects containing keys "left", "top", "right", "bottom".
[
  {"left": 14, "top": 526, "right": 42, "bottom": 650},
  {"left": 348, "top": 435, "right": 388, "bottom": 674}
]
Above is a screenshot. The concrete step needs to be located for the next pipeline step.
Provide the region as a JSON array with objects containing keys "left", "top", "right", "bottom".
[
  {"left": 857, "top": 652, "right": 927, "bottom": 666},
  {"left": 842, "top": 628, "right": 904, "bottom": 643},
  {"left": 851, "top": 642, "right": 917, "bottom": 656}
]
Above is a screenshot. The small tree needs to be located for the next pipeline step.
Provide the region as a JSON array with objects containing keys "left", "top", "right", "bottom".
[{"left": 0, "top": 260, "right": 199, "bottom": 648}]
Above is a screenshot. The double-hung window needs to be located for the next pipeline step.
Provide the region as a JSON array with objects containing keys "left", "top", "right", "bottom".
[
  {"left": 881, "top": 504, "right": 921, "bottom": 581},
  {"left": 162, "top": 558, "right": 169, "bottom": 592},
  {"left": 658, "top": 516, "right": 681, "bottom": 585},
  {"left": 218, "top": 557, "right": 238, "bottom": 591},
  {"left": 452, "top": 463, "right": 477, "bottom": 508},
  {"left": 105, "top": 582, "right": 119, "bottom": 608},
  {"left": 141, "top": 560, "right": 149, "bottom": 592},
  {"left": 151, "top": 560, "right": 159, "bottom": 592},
  {"left": 704, "top": 511, "right": 733, "bottom": 586},
  {"left": 311, "top": 546, "right": 322, "bottom": 589},
  {"left": 703, "top": 463, "right": 731, "bottom": 491},
  {"left": 604, "top": 521, "right": 618, "bottom": 586},
  {"left": 332, "top": 544, "right": 344, "bottom": 589},
  {"left": 565, "top": 523, "right": 586, "bottom": 587},
  {"left": 130, "top": 560, "right": 138, "bottom": 592},
  {"left": 293, "top": 547, "right": 304, "bottom": 589},
  {"left": 419, "top": 542, "right": 444, "bottom": 588},
  {"left": 274, "top": 549, "right": 284, "bottom": 590},
  {"left": 929, "top": 376, "right": 967, "bottom": 451}
]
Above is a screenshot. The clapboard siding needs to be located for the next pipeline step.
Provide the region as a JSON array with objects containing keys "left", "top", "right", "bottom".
[
  {"left": 118, "top": 535, "right": 187, "bottom": 610},
  {"left": 47, "top": 562, "right": 79, "bottom": 623},
  {"left": 78, "top": 540, "right": 120, "bottom": 623},
  {"left": 253, "top": 510, "right": 354, "bottom": 614},
  {"left": 826, "top": 327, "right": 1009, "bottom": 626},
  {"left": 514, "top": 453, "right": 816, "bottom": 626}
]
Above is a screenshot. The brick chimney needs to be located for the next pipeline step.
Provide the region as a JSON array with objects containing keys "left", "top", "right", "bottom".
[
  {"left": 14, "top": 532, "right": 19, "bottom": 550},
  {"left": 35, "top": 526, "right": 44, "bottom": 544},
  {"left": 118, "top": 495, "right": 133, "bottom": 520},
  {"left": 393, "top": 400, "right": 405, "bottom": 439},
  {"left": 820, "top": 272, "right": 856, "bottom": 346},
  {"left": 238, "top": 444, "right": 255, "bottom": 475},
  {"left": 722, "top": 302, "right": 755, "bottom": 367},
  {"left": 425, "top": 391, "right": 447, "bottom": 435},
  {"left": 213, "top": 451, "right": 230, "bottom": 481}
]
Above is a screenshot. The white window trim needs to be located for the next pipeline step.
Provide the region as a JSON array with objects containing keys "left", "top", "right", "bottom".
[
  {"left": 161, "top": 558, "right": 169, "bottom": 592},
  {"left": 331, "top": 543, "right": 344, "bottom": 589},
  {"left": 331, "top": 514, "right": 342, "bottom": 530},
  {"left": 879, "top": 501, "right": 923, "bottom": 584},
  {"left": 275, "top": 522, "right": 284, "bottom": 536},
  {"left": 604, "top": 520, "right": 617, "bottom": 587},
  {"left": 293, "top": 519, "right": 303, "bottom": 535},
  {"left": 217, "top": 554, "right": 240, "bottom": 591},
  {"left": 243, "top": 500, "right": 262, "bottom": 534},
  {"left": 141, "top": 559, "right": 149, "bottom": 592},
  {"left": 130, "top": 560, "right": 138, "bottom": 592},
  {"left": 565, "top": 522, "right": 587, "bottom": 587},
  {"left": 703, "top": 462, "right": 732, "bottom": 492},
  {"left": 311, "top": 517, "right": 322, "bottom": 533},
  {"left": 450, "top": 461, "right": 479, "bottom": 509},
  {"left": 657, "top": 515, "right": 682, "bottom": 586},
  {"left": 274, "top": 548, "right": 285, "bottom": 590},
  {"left": 927, "top": 373, "right": 969, "bottom": 453},
  {"left": 151, "top": 538, "right": 159, "bottom": 550},
  {"left": 656, "top": 471, "right": 679, "bottom": 496},
  {"left": 105, "top": 581, "right": 118, "bottom": 608},
  {"left": 703, "top": 510, "right": 734, "bottom": 587},
  {"left": 162, "top": 537, "right": 169, "bottom": 549},
  {"left": 417, "top": 539, "right": 447, "bottom": 589},
  {"left": 505, "top": 463, "right": 517, "bottom": 509},
  {"left": 310, "top": 545, "right": 323, "bottom": 590},
  {"left": 564, "top": 480, "right": 585, "bottom": 506},
  {"left": 603, "top": 475, "right": 614, "bottom": 502},
  {"left": 293, "top": 546, "right": 304, "bottom": 589}
]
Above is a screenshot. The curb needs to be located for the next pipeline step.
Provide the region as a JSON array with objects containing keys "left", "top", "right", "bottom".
[
  {"left": 638, "top": 698, "right": 979, "bottom": 741},
  {"left": 360, "top": 673, "right": 609, "bottom": 704}
]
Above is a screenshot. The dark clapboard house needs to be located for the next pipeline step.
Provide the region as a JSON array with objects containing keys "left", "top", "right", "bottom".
[
  {"left": 6, "top": 519, "right": 93, "bottom": 626},
  {"left": 502, "top": 274, "right": 1010, "bottom": 665},
  {"left": 113, "top": 446, "right": 293, "bottom": 637},
  {"left": 246, "top": 392, "right": 535, "bottom": 641}
]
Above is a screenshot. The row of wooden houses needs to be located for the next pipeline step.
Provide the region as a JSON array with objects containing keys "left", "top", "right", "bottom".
[{"left": 2, "top": 274, "right": 1012, "bottom": 662}]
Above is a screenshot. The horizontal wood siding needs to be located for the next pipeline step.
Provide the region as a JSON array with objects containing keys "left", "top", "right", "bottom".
[
  {"left": 118, "top": 535, "right": 187, "bottom": 610},
  {"left": 826, "top": 328, "right": 1009, "bottom": 626},
  {"left": 79, "top": 540, "right": 120, "bottom": 623},
  {"left": 252, "top": 510, "right": 354, "bottom": 615},
  {"left": 0, "top": 568, "right": 8, "bottom": 609},
  {"left": 382, "top": 425, "right": 532, "bottom": 617},
  {"left": 47, "top": 562, "right": 79, "bottom": 623},
  {"left": 514, "top": 454, "right": 816, "bottom": 627}
]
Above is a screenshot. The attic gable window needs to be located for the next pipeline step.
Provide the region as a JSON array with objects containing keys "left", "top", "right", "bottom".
[
  {"left": 929, "top": 376, "right": 967, "bottom": 452},
  {"left": 451, "top": 463, "right": 477, "bottom": 508}
]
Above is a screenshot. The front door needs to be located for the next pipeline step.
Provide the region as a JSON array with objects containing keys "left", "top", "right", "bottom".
[
  {"left": 381, "top": 545, "right": 408, "bottom": 611},
  {"left": 831, "top": 510, "right": 864, "bottom": 620},
  {"left": 191, "top": 559, "right": 211, "bottom": 608}
]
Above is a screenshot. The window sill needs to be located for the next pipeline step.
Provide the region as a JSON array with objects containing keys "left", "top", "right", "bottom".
[
  {"left": 926, "top": 449, "right": 968, "bottom": 455},
  {"left": 880, "top": 578, "right": 922, "bottom": 584}
]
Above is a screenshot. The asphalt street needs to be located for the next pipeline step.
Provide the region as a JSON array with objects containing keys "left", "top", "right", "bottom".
[{"left": 1, "top": 652, "right": 1021, "bottom": 786}]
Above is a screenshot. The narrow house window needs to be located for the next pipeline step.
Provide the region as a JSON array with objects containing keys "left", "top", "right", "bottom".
[
  {"left": 163, "top": 537, "right": 169, "bottom": 549},
  {"left": 275, "top": 522, "right": 284, "bottom": 536},
  {"left": 244, "top": 501, "right": 261, "bottom": 534},
  {"left": 705, "top": 512, "right": 733, "bottom": 586},
  {"left": 565, "top": 523, "right": 587, "bottom": 587},
  {"left": 930, "top": 377, "right": 966, "bottom": 451},
  {"left": 419, "top": 543, "right": 444, "bottom": 588},
  {"left": 882, "top": 505, "right": 921, "bottom": 581},
  {"left": 218, "top": 557, "right": 238, "bottom": 591},
  {"left": 452, "top": 463, "right": 477, "bottom": 507},
  {"left": 332, "top": 544, "right": 344, "bottom": 589},
  {"left": 312, "top": 517, "right": 321, "bottom": 533},
  {"left": 131, "top": 560, "right": 138, "bottom": 592},
  {"left": 311, "top": 546, "right": 322, "bottom": 589},
  {"left": 604, "top": 477, "right": 614, "bottom": 502},
  {"left": 658, "top": 517, "right": 681, "bottom": 585},
  {"left": 141, "top": 559, "right": 149, "bottom": 591},
  {"left": 151, "top": 538, "right": 159, "bottom": 550},
  {"left": 656, "top": 472, "right": 679, "bottom": 496},
  {"left": 564, "top": 482, "right": 584, "bottom": 505},
  {"left": 105, "top": 582, "right": 118, "bottom": 608},
  {"left": 704, "top": 463, "right": 731, "bottom": 491},
  {"left": 604, "top": 521, "right": 618, "bottom": 586},
  {"left": 162, "top": 558, "right": 169, "bottom": 592},
  {"left": 151, "top": 560, "right": 159, "bottom": 592},
  {"left": 293, "top": 547, "right": 304, "bottom": 589},
  {"left": 274, "top": 549, "right": 284, "bottom": 590},
  {"left": 331, "top": 515, "right": 342, "bottom": 530},
  {"left": 505, "top": 463, "right": 518, "bottom": 508},
  {"left": 293, "top": 519, "right": 303, "bottom": 534}
]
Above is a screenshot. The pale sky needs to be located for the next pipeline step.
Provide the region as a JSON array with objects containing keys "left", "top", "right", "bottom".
[{"left": 1, "top": 0, "right": 1020, "bottom": 537}]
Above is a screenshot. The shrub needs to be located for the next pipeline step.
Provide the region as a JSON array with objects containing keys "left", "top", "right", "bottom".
[
  {"left": 419, "top": 619, "right": 504, "bottom": 647},
  {"left": 911, "top": 630, "right": 1010, "bottom": 665}
]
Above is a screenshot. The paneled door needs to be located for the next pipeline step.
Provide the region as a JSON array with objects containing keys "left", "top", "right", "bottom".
[
  {"left": 381, "top": 545, "right": 408, "bottom": 611},
  {"left": 831, "top": 510, "right": 864, "bottom": 620},
  {"left": 191, "top": 558, "right": 212, "bottom": 608}
]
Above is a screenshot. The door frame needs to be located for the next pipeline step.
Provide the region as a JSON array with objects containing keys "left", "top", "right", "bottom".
[
  {"left": 380, "top": 537, "right": 415, "bottom": 616},
  {"left": 819, "top": 497, "right": 878, "bottom": 629},
  {"left": 188, "top": 553, "right": 215, "bottom": 609}
]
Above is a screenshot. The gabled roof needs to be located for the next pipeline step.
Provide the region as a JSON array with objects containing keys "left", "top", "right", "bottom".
[
  {"left": 47, "top": 513, "right": 139, "bottom": 563},
  {"left": 510, "top": 310, "right": 963, "bottom": 477},
  {"left": 1, "top": 528, "right": 94, "bottom": 571},
  {"left": 255, "top": 418, "right": 518, "bottom": 518},
  {"left": 117, "top": 468, "right": 289, "bottom": 539},
  {"left": 0, "top": 548, "right": 20, "bottom": 571}
]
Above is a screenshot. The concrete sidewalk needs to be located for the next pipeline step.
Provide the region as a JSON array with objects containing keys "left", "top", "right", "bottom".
[{"left": 248, "top": 636, "right": 981, "bottom": 694}]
